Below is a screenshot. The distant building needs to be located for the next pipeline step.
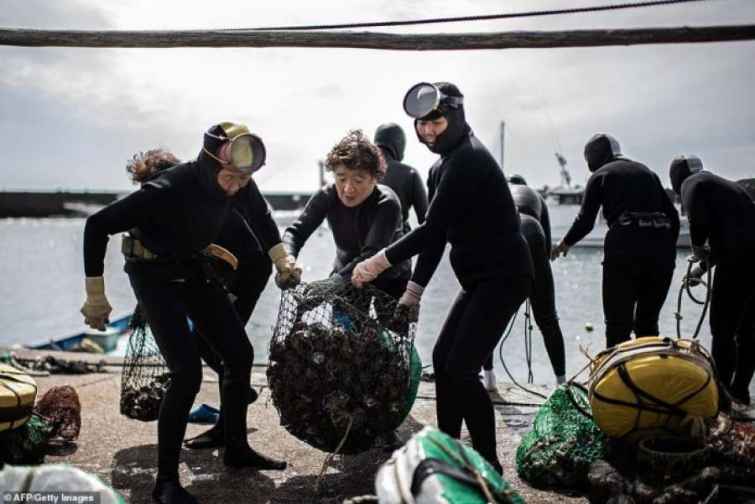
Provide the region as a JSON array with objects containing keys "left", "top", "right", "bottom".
[{"left": 546, "top": 185, "right": 584, "bottom": 205}]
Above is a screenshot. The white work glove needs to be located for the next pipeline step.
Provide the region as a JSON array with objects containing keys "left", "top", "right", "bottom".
[
  {"left": 351, "top": 250, "right": 391, "bottom": 288},
  {"left": 80, "top": 277, "right": 113, "bottom": 331},
  {"left": 398, "top": 281, "right": 423, "bottom": 308},
  {"left": 269, "top": 243, "right": 302, "bottom": 290}
]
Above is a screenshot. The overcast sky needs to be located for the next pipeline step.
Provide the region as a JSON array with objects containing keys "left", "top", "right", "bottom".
[{"left": 1, "top": 0, "right": 753, "bottom": 193}]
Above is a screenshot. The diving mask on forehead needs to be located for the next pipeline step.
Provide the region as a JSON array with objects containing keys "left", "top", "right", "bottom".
[
  {"left": 203, "top": 122, "right": 266, "bottom": 174},
  {"left": 402, "top": 82, "right": 464, "bottom": 119}
]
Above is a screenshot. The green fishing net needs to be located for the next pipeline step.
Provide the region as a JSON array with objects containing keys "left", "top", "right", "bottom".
[{"left": 516, "top": 384, "right": 608, "bottom": 488}]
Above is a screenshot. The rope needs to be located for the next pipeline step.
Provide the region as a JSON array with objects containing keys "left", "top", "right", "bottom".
[
  {"left": 524, "top": 300, "right": 535, "bottom": 384},
  {"left": 497, "top": 307, "right": 549, "bottom": 400},
  {"left": 230, "top": 0, "right": 712, "bottom": 32},
  {"left": 675, "top": 257, "right": 712, "bottom": 340},
  {"left": 314, "top": 415, "right": 354, "bottom": 493}
]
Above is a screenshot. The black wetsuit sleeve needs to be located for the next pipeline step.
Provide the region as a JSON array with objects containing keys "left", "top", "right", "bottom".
[
  {"left": 540, "top": 196, "right": 553, "bottom": 255},
  {"left": 386, "top": 166, "right": 450, "bottom": 287},
  {"left": 242, "top": 180, "right": 282, "bottom": 252},
  {"left": 409, "top": 226, "right": 446, "bottom": 287},
  {"left": 563, "top": 172, "right": 603, "bottom": 246},
  {"left": 83, "top": 188, "right": 161, "bottom": 276},
  {"left": 682, "top": 179, "right": 710, "bottom": 249},
  {"left": 682, "top": 180, "right": 717, "bottom": 270},
  {"left": 282, "top": 189, "right": 329, "bottom": 258},
  {"left": 656, "top": 173, "right": 680, "bottom": 241},
  {"left": 411, "top": 169, "right": 429, "bottom": 224},
  {"left": 336, "top": 197, "right": 403, "bottom": 278}
]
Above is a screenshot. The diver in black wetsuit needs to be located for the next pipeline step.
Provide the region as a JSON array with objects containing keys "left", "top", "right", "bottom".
[
  {"left": 552, "top": 134, "right": 679, "bottom": 349},
  {"left": 283, "top": 130, "right": 410, "bottom": 299},
  {"left": 482, "top": 175, "right": 567, "bottom": 388},
  {"left": 81, "top": 123, "right": 299, "bottom": 504},
  {"left": 670, "top": 155, "right": 755, "bottom": 405},
  {"left": 374, "top": 123, "right": 429, "bottom": 233},
  {"left": 352, "top": 82, "right": 533, "bottom": 474},
  {"left": 123, "top": 149, "right": 276, "bottom": 451}
]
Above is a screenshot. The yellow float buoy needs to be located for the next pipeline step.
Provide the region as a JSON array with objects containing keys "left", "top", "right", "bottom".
[
  {"left": 588, "top": 337, "right": 718, "bottom": 439},
  {"left": 0, "top": 363, "right": 38, "bottom": 432}
]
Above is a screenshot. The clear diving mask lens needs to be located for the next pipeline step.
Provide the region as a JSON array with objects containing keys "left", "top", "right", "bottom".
[
  {"left": 203, "top": 122, "right": 266, "bottom": 174},
  {"left": 402, "top": 82, "right": 464, "bottom": 119}
]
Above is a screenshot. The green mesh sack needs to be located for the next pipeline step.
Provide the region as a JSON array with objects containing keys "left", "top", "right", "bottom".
[
  {"left": 0, "top": 414, "right": 53, "bottom": 465},
  {"left": 515, "top": 383, "right": 607, "bottom": 488},
  {"left": 376, "top": 426, "right": 525, "bottom": 503}
]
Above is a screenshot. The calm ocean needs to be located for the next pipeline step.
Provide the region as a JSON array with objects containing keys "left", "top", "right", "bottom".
[{"left": 0, "top": 205, "right": 731, "bottom": 388}]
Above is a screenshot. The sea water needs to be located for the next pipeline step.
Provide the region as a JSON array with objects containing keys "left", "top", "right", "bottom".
[{"left": 0, "top": 210, "right": 724, "bottom": 387}]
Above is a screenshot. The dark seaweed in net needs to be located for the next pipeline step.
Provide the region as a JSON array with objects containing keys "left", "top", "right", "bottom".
[
  {"left": 267, "top": 281, "right": 418, "bottom": 454},
  {"left": 34, "top": 385, "right": 81, "bottom": 441},
  {"left": 120, "top": 305, "right": 171, "bottom": 422}
]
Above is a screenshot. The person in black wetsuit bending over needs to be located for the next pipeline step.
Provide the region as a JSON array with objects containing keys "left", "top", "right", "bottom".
[
  {"left": 482, "top": 174, "right": 567, "bottom": 389},
  {"left": 80, "top": 123, "right": 299, "bottom": 504},
  {"left": 374, "top": 123, "right": 428, "bottom": 233},
  {"left": 352, "top": 82, "right": 533, "bottom": 474},
  {"left": 123, "top": 148, "right": 287, "bottom": 450},
  {"left": 670, "top": 155, "right": 755, "bottom": 405},
  {"left": 552, "top": 134, "right": 679, "bottom": 349},
  {"left": 282, "top": 129, "right": 411, "bottom": 300}
]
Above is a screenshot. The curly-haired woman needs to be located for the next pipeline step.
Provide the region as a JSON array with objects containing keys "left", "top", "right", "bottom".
[{"left": 282, "top": 129, "right": 410, "bottom": 299}]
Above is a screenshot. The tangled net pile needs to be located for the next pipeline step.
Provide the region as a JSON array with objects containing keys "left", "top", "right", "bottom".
[
  {"left": 120, "top": 307, "right": 171, "bottom": 422},
  {"left": 517, "top": 384, "right": 755, "bottom": 502},
  {"left": 268, "top": 281, "right": 420, "bottom": 454}
]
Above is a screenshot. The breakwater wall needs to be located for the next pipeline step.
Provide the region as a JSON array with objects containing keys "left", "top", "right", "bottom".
[{"left": 0, "top": 191, "right": 314, "bottom": 217}]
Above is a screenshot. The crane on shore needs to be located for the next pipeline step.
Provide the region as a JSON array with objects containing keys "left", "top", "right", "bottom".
[
  {"left": 549, "top": 152, "right": 584, "bottom": 205},
  {"left": 555, "top": 152, "right": 571, "bottom": 188}
]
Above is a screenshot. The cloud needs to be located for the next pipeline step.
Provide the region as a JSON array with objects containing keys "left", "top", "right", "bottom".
[
  {"left": 0, "top": 0, "right": 109, "bottom": 29},
  {"left": 1, "top": 0, "right": 754, "bottom": 192}
]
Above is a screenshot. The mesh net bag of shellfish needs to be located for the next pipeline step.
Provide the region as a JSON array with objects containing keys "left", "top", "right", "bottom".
[
  {"left": 119, "top": 305, "right": 171, "bottom": 422},
  {"left": 516, "top": 384, "right": 607, "bottom": 488},
  {"left": 267, "top": 281, "right": 421, "bottom": 454}
]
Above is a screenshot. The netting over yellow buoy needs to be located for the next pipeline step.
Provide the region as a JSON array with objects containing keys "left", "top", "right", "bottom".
[{"left": 588, "top": 337, "right": 719, "bottom": 439}]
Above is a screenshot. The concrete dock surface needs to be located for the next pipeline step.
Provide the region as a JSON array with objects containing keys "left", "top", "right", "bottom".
[{"left": 2, "top": 348, "right": 586, "bottom": 503}]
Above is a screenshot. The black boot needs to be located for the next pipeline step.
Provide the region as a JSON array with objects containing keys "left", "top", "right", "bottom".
[
  {"left": 222, "top": 368, "right": 285, "bottom": 470},
  {"left": 184, "top": 385, "right": 257, "bottom": 449},
  {"left": 729, "top": 384, "right": 751, "bottom": 406},
  {"left": 152, "top": 479, "right": 198, "bottom": 504},
  {"left": 184, "top": 423, "right": 224, "bottom": 450},
  {"left": 489, "top": 459, "right": 503, "bottom": 476},
  {"left": 223, "top": 445, "right": 287, "bottom": 470}
]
